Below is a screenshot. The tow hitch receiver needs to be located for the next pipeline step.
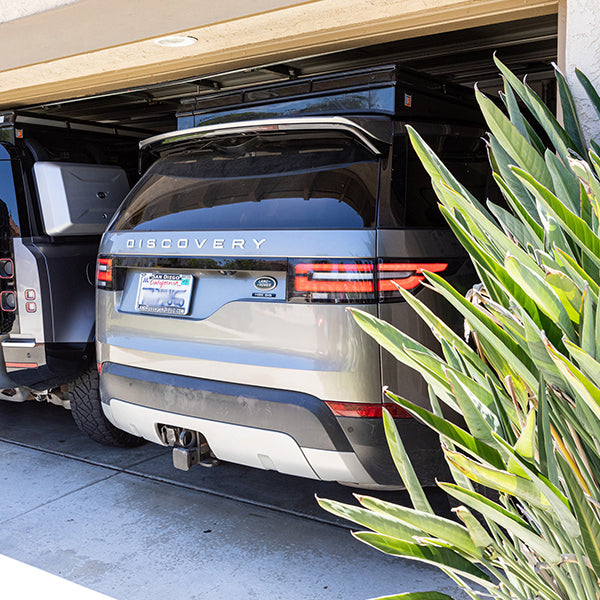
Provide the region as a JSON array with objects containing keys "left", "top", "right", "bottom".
[
  {"left": 160, "top": 426, "right": 219, "bottom": 471},
  {"left": 172, "top": 446, "right": 201, "bottom": 471}
]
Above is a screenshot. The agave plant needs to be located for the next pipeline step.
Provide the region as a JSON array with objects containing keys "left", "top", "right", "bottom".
[{"left": 318, "top": 56, "right": 600, "bottom": 600}]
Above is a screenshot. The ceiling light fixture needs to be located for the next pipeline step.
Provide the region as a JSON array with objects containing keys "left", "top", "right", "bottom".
[{"left": 154, "top": 35, "right": 198, "bottom": 48}]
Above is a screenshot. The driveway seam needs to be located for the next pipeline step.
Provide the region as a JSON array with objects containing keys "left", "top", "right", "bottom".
[{"left": 0, "top": 471, "right": 121, "bottom": 526}]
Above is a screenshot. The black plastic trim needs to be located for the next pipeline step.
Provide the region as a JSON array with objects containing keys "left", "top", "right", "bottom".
[{"left": 100, "top": 363, "right": 352, "bottom": 452}]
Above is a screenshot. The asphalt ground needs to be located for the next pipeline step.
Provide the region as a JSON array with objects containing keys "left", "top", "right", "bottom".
[{"left": 0, "top": 400, "right": 465, "bottom": 600}]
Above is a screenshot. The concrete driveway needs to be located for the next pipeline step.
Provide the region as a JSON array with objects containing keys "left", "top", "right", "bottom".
[{"left": 0, "top": 401, "right": 465, "bottom": 600}]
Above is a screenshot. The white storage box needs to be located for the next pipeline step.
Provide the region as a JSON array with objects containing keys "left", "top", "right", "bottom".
[{"left": 33, "top": 162, "right": 130, "bottom": 236}]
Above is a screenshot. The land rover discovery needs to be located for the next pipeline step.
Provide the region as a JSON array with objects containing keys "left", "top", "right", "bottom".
[{"left": 96, "top": 66, "right": 489, "bottom": 486}]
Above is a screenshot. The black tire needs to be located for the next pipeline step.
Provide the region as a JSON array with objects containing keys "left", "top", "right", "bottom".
[{"left": 67, "top": 367, "right": 145, "bottom": 447}]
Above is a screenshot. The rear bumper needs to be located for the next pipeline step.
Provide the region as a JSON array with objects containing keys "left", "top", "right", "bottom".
[
  {"left": 100, "top": 362, "right": 442, "bottom": 486},
  {"left": 1, "top": 340, "right": 93, "bottom": 390}
]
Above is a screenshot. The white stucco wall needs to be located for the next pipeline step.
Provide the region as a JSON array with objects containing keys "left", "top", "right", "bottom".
[{"left": 563, "top": 0, "right": 600, "bottom": 141}]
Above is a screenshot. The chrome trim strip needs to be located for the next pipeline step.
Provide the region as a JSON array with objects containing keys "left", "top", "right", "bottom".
[{"left": 140, "top": 116, "right": 383, "bottom": 155}]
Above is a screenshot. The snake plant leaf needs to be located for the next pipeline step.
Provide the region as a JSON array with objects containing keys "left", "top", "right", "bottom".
[
  {"left": 545, "top": 214, "right": 578, "bottom": 261},
  {"left": 435, "top": 180, "right": 542, "bottom": 276},
  {"left": 563, "top": 338, "right": 600, "bottom": 389},
  {"left": 537, "top": 375, "right": 559, "bottom": 485},
  {"left": 316, "top": 496, "right": 424, "bottom": 542},
  {"left": 439, "top": 483, "right": 563, "bottom": 565},
  {"left": 580, "top": 286, "right": 596, "bottom": 358},
  {"left": 396, "top": 286, "right": 496, "bottom": 381},
  {"left": 493, "top": 173, "right": 544, "bottom": 242},
  {"left": 475, "top": 87, "right": 553, "bottom": 191},
  {"left": 504, "top": 254, "right": 577, "bottom": 341},
  {"left": 596, "top": 290, "right": 600, "bottom": 357},
  {"left": 513, "top": 167, "right": 600, "bottom": 271},
  {"left": 489, "top": 135, "right": 540, "bottom": 222},
  {"left": 406, "top": 126, "right": 486, "bottom": 213},
  {"left": 545, "top": 340, "right": 600, "bottom": 422},
  {"left": 423, "top": 271, "right": 537, "bottom": 388},
  {"left": 568, "top": 156, "right": 600, "bottom": 223},
  {"left": 444, "top": 369, "right": 501, "bottom": 446},
  {"left": 441, "top": 205, "right": 561, "bottom": 341},
  {"left": 579, "top": 180, "right": 597, "bottom": 232},
  {"left": 554, "top": 247, "right": 600, "bottom": 297},
  {"left": 349, "top": 309, "right": 461, "bottom": 410},
  {"left": 440, "top": 338, "right": 461, "bottom": 373},
  {"left": 494, "top": 55, "right": 573, "bottom": 162},
  {"left": 500, "top": 81, "right": 530, "bottom": 141},
  {"left": 349, "top": 308, "right": 444, "bottom": 373},
  {"left": 589, "top": 148, "right": 600, "bottom": 182},
  {"left": 535, "top": 248, "right": 563, "bottom": 273},
  {"left": 514, "top": 409, "right": 536, "bottom": 462},
  {"left": 546, "top": 149, "right": 582, "bottom": 215},
  {"left": 369, "top": 593, "right": 456, "bottom": 600},
  {"left": 558, "top": 456, "right": 600, "bottom": 578},
  {"left": 385, "top": 391, "right": 504, "bottom": 469},
  {"left": 485, "top": 373, "right": 518, "bottom": 444},
  {"left": 553, "top": 63, "right": 587, "bottom": 157},
  {"left": 356, "top": 495, "right": 479, "bottom": 559},
  {"left": 381, "top": 407, "right": 433, "bottom": 514},
  {"left": 392, "top": 347, "right": 459, "bottom": 412},
  {"left": 488, "top": 201, "right": 541, "bottom": 249},
  {"left": 519, "top": 309, "right": 565, "bottom": 389},
  {"left": 352, "top": 532, "right": 492, "bottom": 586},
  {"left": 454, "top": 506, "right": 496, "bottom": 559},
  {"left": 576, "top": 69, "right": 600, "bottom": 122},
  {"left": 493, "top": 434, "right": 581, "bottom": 537},
  {"left": 543, "top": 270, "right": 582, "bottom": 324},
  {"left": 443, "top": 448, "right": 556, "bottom": 513}
]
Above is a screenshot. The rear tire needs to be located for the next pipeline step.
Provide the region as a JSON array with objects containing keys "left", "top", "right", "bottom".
[{"left": 67, "top": 367, "right": 145, "bottom": 448}]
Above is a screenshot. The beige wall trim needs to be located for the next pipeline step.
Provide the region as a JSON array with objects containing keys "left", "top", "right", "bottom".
[
  {"left": 0, "top": 0, "right": 558, "bottom": 109},
  {"left": 0, "top": 0, "right": 316, "bottom": 72}
]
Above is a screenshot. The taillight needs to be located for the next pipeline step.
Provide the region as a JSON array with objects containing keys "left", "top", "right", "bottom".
[
  {"left": 96, "top": 257, "right": 113, "bottom": 289},
  {"left": 377, "top": 261, "right": 448, "bottom": 301},
  {"left": 288, "top": 259, "right": 449, "bottom": 303},
  {"left": 288, "top": 260, "right": 375, "bottom": 303},
  {"left": 325, "top": 401, "right": 411, "bottom": 419}
]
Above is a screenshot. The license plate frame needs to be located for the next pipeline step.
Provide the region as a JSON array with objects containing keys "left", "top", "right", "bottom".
[{"left": 135, "top": 272, "right": 193, "bottom": 316}]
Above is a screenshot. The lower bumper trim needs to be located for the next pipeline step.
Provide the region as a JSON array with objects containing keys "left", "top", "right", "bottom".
[{"left": 104, "top": 398, "right": 377, "bottom": 485}]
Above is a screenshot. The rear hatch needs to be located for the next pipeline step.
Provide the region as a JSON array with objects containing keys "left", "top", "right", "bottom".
[{"left": 97, "top": 120, "right": 386, "bottom": 403}]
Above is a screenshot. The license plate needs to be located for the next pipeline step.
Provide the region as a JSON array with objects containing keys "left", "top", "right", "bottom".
[{"left": 135, "top": 272, "right": 193, "bottom": 315}]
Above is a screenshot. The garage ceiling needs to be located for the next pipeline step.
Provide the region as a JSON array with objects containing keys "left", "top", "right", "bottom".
[{"left": 20, "top": 14, "right": 557, "bottom": 134}]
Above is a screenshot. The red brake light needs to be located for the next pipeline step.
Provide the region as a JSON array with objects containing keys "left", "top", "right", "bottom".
[
  {"left": 325, "top": 401, "right": 411, "bottom": 419},
  {"left": 96, "top": 257, "right": 113, "bottom": 288},
  {"left": 377, "top": 262, "right": 448, "bottom": 298},
  {"left": 288, "top": 260, "right": 451, "bottom": 303},
  {"left": 290, "top": 261, "right": 375, "bottom": 301}
]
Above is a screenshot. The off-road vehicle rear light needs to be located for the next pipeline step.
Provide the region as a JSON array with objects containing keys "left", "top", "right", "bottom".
[
  {"left": 325, "top": 400, "right": 411, "bottom": 419},
  {"left": 377, "top": 261, "right": 448, "bottom": 301},
  {"left": 290, "top": 261, "right": 375, "bottom": 302},
  {"left": 96, "top": 257, "right": 113, "bottom": 289},
  {"left": 288, "top": 260, "right": 449, "bottom": 303}
]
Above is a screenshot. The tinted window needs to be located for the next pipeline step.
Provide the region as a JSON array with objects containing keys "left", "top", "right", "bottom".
[
  {"left": 0, "top": 161, "right": 21, "bottom": 237},
  {"left": 112, "top": 135, "right": 379, "bottom": 231},
  {"left": 389, "top": 133, "right": 490, "bottom": 227}
]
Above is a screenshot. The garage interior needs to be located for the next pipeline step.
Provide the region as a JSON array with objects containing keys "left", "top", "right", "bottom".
[{"left": 12, "top": 14, "right": 557, "bottom": 136}]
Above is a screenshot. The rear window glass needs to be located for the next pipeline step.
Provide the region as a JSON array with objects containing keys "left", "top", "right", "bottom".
[{"left": 112, "top": 135, "right": 379, "bottom": 231}]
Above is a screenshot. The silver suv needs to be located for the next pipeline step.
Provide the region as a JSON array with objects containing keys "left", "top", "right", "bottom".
[{"left": 96, "top": 66, "right": 488, "bottom": 487}]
